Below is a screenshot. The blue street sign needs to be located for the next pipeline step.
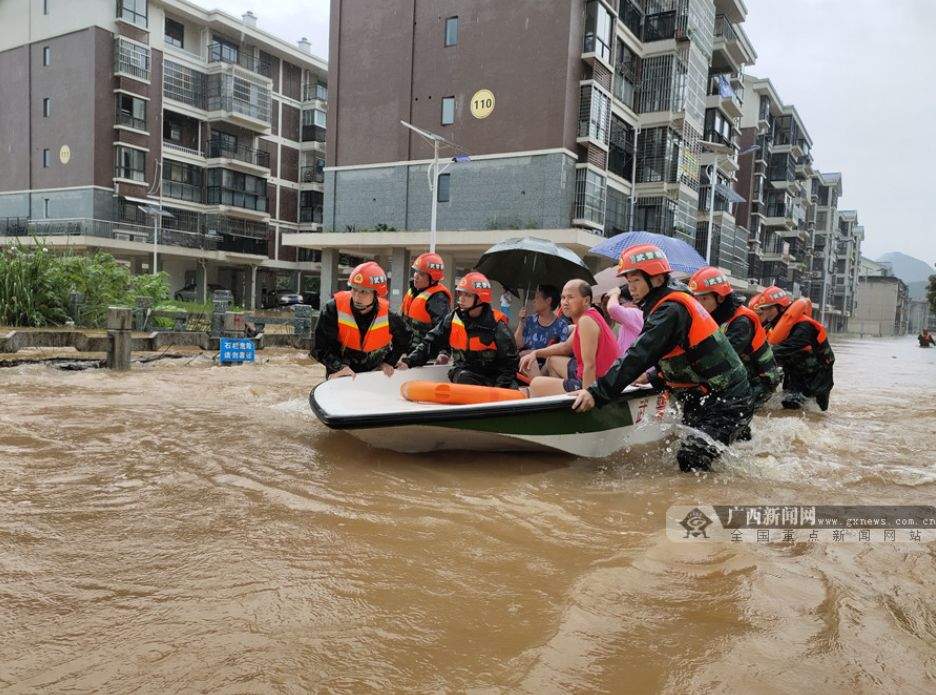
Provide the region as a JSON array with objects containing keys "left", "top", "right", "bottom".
[{"left": 219, "top": 337, "right": 256, "bottom": 364}]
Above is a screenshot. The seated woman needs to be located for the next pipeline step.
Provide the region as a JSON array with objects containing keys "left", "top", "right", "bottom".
[
  {"left": 518, "top": 280, "right": 619, "bottom": 397},
  {"left": 514, "top": 284, "right": 571, "bottom": 379},
  {"left": 604, "top": 285, "right": 644, "bottom": 357}
]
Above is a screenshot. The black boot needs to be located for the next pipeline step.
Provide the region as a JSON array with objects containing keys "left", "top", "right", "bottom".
[{"left": 815, "top": 391, "right": 830, "bottom": 411}]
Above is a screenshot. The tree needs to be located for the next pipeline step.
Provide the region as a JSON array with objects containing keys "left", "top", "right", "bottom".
[{"left": 928, "top": 274, "right": 936, "bottom": 315}]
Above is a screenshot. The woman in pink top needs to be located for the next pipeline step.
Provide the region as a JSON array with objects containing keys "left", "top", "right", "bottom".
[
  {"left": 518, "top": 280, "right": 619, "bottom": 397},
  {"left": 604, "top": 285, "right": 644, "bottom": 356}
]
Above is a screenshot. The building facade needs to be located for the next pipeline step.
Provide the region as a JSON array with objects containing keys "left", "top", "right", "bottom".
[
  {"left": 0, "top": 0, "right": 328, "bottom": 308},
  {"left": 290, "top": 0, "right": 760, "bottom": 307},
  {"left": 847, "top": 258, "right": 909, "bottom": 336}
]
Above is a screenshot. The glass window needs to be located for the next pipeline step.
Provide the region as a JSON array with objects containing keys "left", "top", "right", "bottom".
[
  {"left": 42, "top": 149, "right": 51, "bottom": 168},
  {"left": 584, "top": 0, "right": 612, "bottom": 63},
  {"left": 165, "top": 17, "right": 185, "bottom": 49},
  {"left": 42, "top": 98, "right": 51, "bottom": 117},
  {"left": 437, "top": 173, "right": 451, "bottom": 202},
  {"left": 444, "top": 17, "right": 458, "bottom": 46},
  {"left": 574, "top": 168, "right": 606, "bottom": 226},
  {"left": 117, "top": 0, "right": 148, "bottom": 29},
  {"left": 313, "top": 109, "right": 326, "bottom": 127},
  {"left": 44, "top": 199, "right": 50, "bottom": 217},
  {"left": 315, "top": 82, "right": 328, "bottom": 100},
  {"left": 116, "top": 93, "right": 147, "bottom": 130},
  {"left": 441, "top": 96, "right": 455, "bottom": 125},
  {"left": 43, "top": 46, "right": 51, "bottom": 66},
  {"left": 115, "top": 146, "right": 146, "bottom": 182},
  {"left": 114, "top": 37, "right": 150, "bottom": 81}
]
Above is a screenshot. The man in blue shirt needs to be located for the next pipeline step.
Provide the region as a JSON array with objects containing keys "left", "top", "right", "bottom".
[{"left": 515, "top": 284, "right": 570, "bottom": 379}]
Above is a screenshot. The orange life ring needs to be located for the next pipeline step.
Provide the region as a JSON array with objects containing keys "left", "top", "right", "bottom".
[
  {"left": 768, "top": 297, "right": 813, "bottom": 345},
  {"left": 401, "top": 380, "right": 527, "bottom": 405}
]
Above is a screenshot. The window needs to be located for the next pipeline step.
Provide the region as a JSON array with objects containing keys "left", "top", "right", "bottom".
[
  {"left": 165, "top": 17, "right": 185, "bottom": 49},
  {"left": 116, "top": 93, "right": 147, "bottom": 130},
  {"left": 315, "top": 82, "right": 328, "bottom": 100},
  {"left": 163, "top": 60, "right": 206, "bottom": 109},
  {"left": 43, "top": 46, "right": 51, "bottom": 66},
  {"left": 44, "top": 199, "right": 50, "bottom": 218},
  {"left": 584, "top": 0, "right": 612, "bottom": 63},
  {"left": 162, "top": 160, "right": 204, "bottom": 202},
  {"left": 574, "top": 168, "right": 606, "bottom": 226},
  {"left": 115, "top": 146, "right": 146, "bottom": 182},
  {"left": 206, "top": 169, "right": 268, "bottom": 212},
  {"left": 43, "top": 0, "right": 48, "bottom": 15},
  {"left": 313, "top": 109, "right": 326, "bottom": 128},
  {"left": 578, "top": 84, "right": 610, "bottom": 144},
  {"left": 117, "top": 0, "right": 148, "bottom": 29},
  {"left": 114, "top": 37, "right": 150, "bottom": 81},
  {"left": 437, "top": 173, "right": 450, "bottom": 202},
  {"left": 42, "top": 149, "right": 51, "bottom": 168},
  {"left": 42, "top": 98, "right": 51, "bottom": 118},
  {"left": 441, "top": 96, "right": 455, "bottom": 125},
  {"left": 444, "top": 17, "right": 458, "bottom": 46}
]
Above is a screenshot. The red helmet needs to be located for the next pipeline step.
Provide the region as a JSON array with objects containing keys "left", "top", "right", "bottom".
[
  {"left": 412, "top": 252, "right": 445, "bottom": 283},
  {"left": 688, "top": 267, "right": 732, "bottom": 298},
  {"left": 348, "top": 261, "right": 389, "bottom": 298},
  {"left": 758, "top": 285, "right": 792, "bottom": 309},
  {"left": 455, "top": 271, "right": 493, "bottom": 304},
  {"left": 748, "top": 293, "right": 764, "bottom": 310},
  {"left": 617, "top": 244, "right": 671, "bottom": 277}
]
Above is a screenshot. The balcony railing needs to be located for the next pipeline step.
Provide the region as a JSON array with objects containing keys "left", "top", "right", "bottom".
[
  {"left": 207, "top": 140, "right": 271, "bottom": 168},
  {"left": 163, "top": 141, "right": 204, "bottom": 158},
  {"left": 765, "top": 202, "right": 792, "bottom": 218},
  {"left": 116, "top": 111, "right": 146, "bottom": 131},
  {"left": 207, "top": 96, "right": 271, "bottom": 124},
  {"left": 161, "top": 180, "right": 204, "bottom": 204},
  {"left": 619, "top": 0, "right": 643, "bottom": 37},
  {"left": 302, "top": 83, "right": 328, "bottom": 102},
  {"left": 299, "top": 206, "right": 323, "bottom": 224},
  {"left": 208, "top": 43, "right": 272, "bottom": 78},
  {"left": 714, "top": 14, "right": 738, "bottom": 43},
  {"left": 708, "top": 75, "right": 743, "bottom": 107},
  {"left": 643, "top": 10, "right": 676, "bottom": 42},
  {"left": 300, "top": 166, "right": 324, "bottom": 184}
]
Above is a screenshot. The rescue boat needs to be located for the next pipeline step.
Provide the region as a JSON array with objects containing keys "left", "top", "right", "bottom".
[{"left": 309, "top": 365, "right": 670, "bottom": 457}]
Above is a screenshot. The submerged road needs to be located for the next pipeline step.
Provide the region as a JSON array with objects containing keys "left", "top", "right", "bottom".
[{"left": 1, "top": 337, "right": 934, "bottom": 692}]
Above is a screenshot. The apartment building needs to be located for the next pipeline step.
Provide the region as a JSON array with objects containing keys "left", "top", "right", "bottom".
[
  {"left": 808, "top": 171, "right": 842, "bottom": 323},
  {"left": 734, "top": 75, "right": 815, "bottom": 293},
  {"left": 0, "top": 0, "right": 328, "bottom": 308},
  {"left": 288, "top": 0, "right": 759, "bottom": 307},
  {"left": 847, "top": 257, "right": 909, "bottom": 336},
  {"left": 830, "top": 209, "right": 864, "bottom": 332}
]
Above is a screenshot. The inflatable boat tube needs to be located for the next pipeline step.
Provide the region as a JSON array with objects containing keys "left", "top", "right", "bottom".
[{"left": 401, "top": 380, "right": 527, "bottom": 405}]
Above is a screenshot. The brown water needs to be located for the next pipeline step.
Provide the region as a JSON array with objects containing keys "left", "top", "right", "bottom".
[{"left": 1, "top": 337, "right": 935, "bottom": 693}]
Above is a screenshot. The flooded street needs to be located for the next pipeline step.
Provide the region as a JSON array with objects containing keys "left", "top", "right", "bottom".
[{"left": 1, "top": 336, "right": 935, "bottom": 693}]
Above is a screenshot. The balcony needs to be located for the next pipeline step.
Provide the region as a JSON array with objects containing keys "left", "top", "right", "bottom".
[
  {"left": 712, "top": 14, "right": 756, "bottom": 71},
  {"left": 302, "top": 83, "right": 328, "bottom": 103},
  {"left": 299, "top": 206, "right": 323, "bottom": 224},
  {"left": 208, "top": 42, "right": 273, "bottom": 79},
  {"left": 300, "top": 166, "right": 324, "bottom": 184},
  {"left": 163, "top": 141, "right": 204, "bottom": 159},
  {"left": 763, "top": 202, "right": 795, "bottom": 228},
  {"left": 707, "top": 74, "right": 743, "bottom": 118},
  {"left": 206, "top": 139, "right": 270, "bottom": 172},
  {"left": 619, "top": 0, "right": 643, "bottom": 38},
  {"left": 206, "top": 95, "right": 271, "bottom": 133}
]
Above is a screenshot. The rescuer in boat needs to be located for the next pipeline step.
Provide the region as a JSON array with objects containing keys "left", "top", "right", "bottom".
[
  {"left": 570, "top": 245, "right": 753, "bottom": 472},
  {"left": 313, "top": 261, "right": 411, "bottom": 380},
  {"left": 755, "top": 286, "right": 835, "bottom": 411},
  {"left": 397, "top": 271, "right": 519, "bottom": 388},
  {"left": 919, "top": 328, "right": 935, "bottom": 348},
  {"left": 688, "top": 267, "right": 782, "bottom": 411},
  {"left": 402, "top": 252, "right": 452, "bottom": 361}
]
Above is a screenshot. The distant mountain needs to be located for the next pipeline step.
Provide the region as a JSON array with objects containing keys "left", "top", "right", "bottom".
[
  {"left": 907, "top": 281, "right": 928, "bottom": 301},
  {"left": 877, "top": 252, "right": 933, "bottom": 284}
]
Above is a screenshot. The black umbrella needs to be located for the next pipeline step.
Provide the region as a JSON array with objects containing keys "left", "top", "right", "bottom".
[{"left": 475, "top": 237, "right": 595, "bottom": 296}]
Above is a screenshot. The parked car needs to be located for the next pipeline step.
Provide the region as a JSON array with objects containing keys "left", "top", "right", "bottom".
[
  {"left": 263, "top": 290, "right": 308, "bottom": 309},
  {"left": 173, "top": 282, "right": 229, "bottom": 303}
]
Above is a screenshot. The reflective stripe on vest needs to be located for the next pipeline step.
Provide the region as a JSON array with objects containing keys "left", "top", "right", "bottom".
[
  {"left": 449, "top": 309, "right": 507, "bottom": 352},
  {"left": 335, "top": 291, "right": 392, "bottom": 353},
  {"left": 402, "top": 284, "right": 452, "bottom": 326}
]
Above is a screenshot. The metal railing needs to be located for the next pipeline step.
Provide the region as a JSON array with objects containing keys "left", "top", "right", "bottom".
[
  {"left": 300, "top": 166, "right": 324, "bottom": 184},
  {"left": 714, "top": 14, "right": 738, "bottom": 42},
  {"left": 116, "top": 111, "right": 146, "bottom": 131},
  {"left": 643, "top": 10, "right": 676, "bottom": 42},
  {"left": 207, "top": 43, "right": 272, "bottom": 78},
  {"left": 619, "top": 0, "right": 643, "bottom": 37},
  {"left": 207, "top": 96, "right": 271, "bottom": 124},
  {"left": 302, "top": 83, "right": 328, "bottom": 102},
  {"left": 207, "top": 140, "right": 270, "bottom": 168}
]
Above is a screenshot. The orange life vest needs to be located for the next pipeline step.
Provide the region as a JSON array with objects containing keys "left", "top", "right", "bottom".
[
  {"left": 449, "top": 309, "right": 508, "bottom": 352},
  {"left": 653, "top": 292, "right": 720, "bottom": 360},
  {"left": 727, "top": 304, "right": 768, "bottom": 353},
  {"left": 402, "top": 283, "right": 452, "bottom": 325},
  {"left": 335, "top": 290, "right": 391, "bottom": 353},
  {"left": 768, "top": 298, "right": 823, "bottom": 347}
]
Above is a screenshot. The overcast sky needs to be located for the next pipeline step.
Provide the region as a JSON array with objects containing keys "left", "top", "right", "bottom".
[{"left": 201, "top": 0, "right": 934, "bottom": 263}]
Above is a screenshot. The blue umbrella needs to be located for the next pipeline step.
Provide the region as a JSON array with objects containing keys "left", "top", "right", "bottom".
[{"left": 589, "top": 231, "right": 707, "bottom": 275}]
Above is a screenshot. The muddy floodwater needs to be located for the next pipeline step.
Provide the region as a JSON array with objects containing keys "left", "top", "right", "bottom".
[{"left": 1, "top": 337, "right": 935, "bottom": 693}]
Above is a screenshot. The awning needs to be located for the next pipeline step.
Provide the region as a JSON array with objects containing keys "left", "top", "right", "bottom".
[{"left": 716, "top": 183, "right": 746, "bottom": 204}]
